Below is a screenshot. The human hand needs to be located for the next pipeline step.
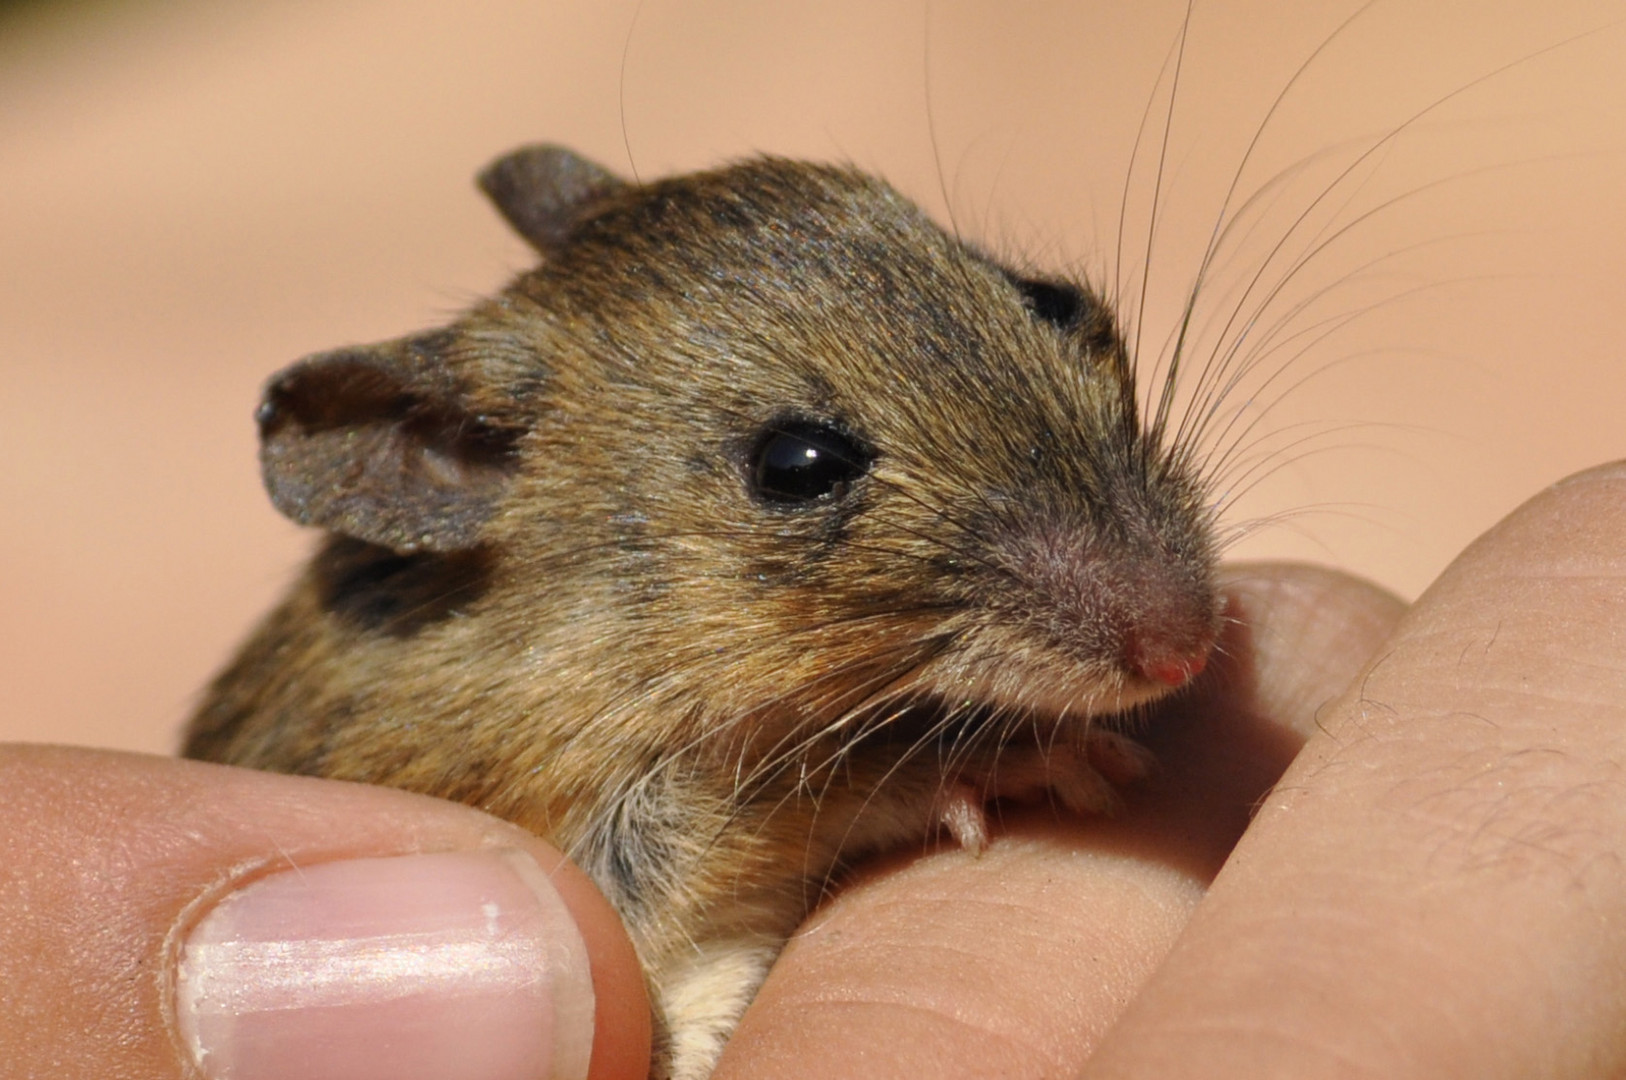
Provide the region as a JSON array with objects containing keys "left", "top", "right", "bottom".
[
  {"left": 0, "top": 746, "right": 652, "bottom": 1080},
  {"left": 715, "top": 461, "right": 1626, "bottom": 1079},
  {"left": 15, "top": 463, "right": 1625, "bottom": 1080},
  {"left": 2, "top": 553, "right": 1391, "bottom": 1080}
]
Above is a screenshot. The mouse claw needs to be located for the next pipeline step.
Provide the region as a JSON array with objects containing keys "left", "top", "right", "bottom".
[
  {"left": 956, "top": 728, "right": 1153, "bottom": 823},
  {"left": 1036, "top": 751, "right": 1123, "bottom": 817},
  {"left": 936, "top": 780, "right": 990, "bottom": 855},
  {"left": 1080, "top": 728, "right": 1156, "bottom": 786}
]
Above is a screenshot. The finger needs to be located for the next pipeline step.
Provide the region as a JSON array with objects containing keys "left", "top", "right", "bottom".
[
  {"left": 1083, "top": 461, "right": 1626, "bottom": 1079},
  {"left": 1127, "top": 562, "right": 1410, "bottom": 881},
  {"left": 713, "top": 562, "right": 1404, "bottom": 1080},
  {"left": 0, "top": 746, "right": 650, "bottom": 1080}
]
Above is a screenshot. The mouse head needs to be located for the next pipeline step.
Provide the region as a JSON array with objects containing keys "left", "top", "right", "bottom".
[{"left": 255, "top": 145, "right": 1220, "bottom": 753}]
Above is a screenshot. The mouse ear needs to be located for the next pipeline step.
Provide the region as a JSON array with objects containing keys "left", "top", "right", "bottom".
[
  {"left": 478, "top": 144, "right": 628, "bottom": 254},
  {"left": 256, "top": 330, "right": 521, "bottom": 553}
]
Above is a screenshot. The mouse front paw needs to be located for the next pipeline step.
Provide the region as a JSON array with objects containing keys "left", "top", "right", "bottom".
[{"left": 934, "top": 727, "right": 1154, "bottom": 853}]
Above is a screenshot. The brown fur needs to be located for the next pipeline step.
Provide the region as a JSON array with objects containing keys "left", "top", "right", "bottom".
[{"left": 185, "top": 146, "right": 1220, "bottom": 1079}]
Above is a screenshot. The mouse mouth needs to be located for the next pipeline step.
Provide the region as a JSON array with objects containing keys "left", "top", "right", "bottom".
[
  {"left": 892, "top": 653, "right": 1184, "bottom": 733},
  {"left": 736, "top": 634, "right": 1212, "bottom": 792},
  {"left": 842, "top": 660, "right": 1170, "bottom": 763}
]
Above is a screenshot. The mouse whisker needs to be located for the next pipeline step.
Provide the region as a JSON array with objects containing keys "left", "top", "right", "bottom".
[
  {"left": 723, "top": 639, "right": 954, "bottom": 800},
  {"left": 1149, "top": 2, "right": 1381, "bottom": 446},
  {"left": 621, "top": 624, "right": 950, "bottom": 808},
  {"left": 1179, "top": 194, "right": 1499, "bottom": 471},
  {"left": 804, "top": 700, "right": 982, "bottom": 901},
  {"left": 1165, "top": 28, "right": 1589, "bottom": 498}
]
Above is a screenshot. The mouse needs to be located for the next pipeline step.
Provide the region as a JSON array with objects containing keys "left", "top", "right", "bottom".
[{"left": 183, "top": 143, "right": 1221, "bottom": 1080}]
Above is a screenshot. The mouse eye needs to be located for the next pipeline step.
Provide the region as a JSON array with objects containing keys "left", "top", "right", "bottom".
[{"left": 750, "top": 419, "right": 873, "bottom": 505}]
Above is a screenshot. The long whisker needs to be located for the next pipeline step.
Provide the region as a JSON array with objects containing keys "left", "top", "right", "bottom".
[
  {"left": 1182, "top": 161, "right": 1549, "bottom": 457},
  {"left": 1156, "top": 1, "right": 1382, "bottom": 442},
  {"left": 1133, "top": 0, "right": 1195, "bottom": 393},
  {"left": 1115, "top": 13, "right": 1188, "bottom": 341},
  {"left": 1180, "top": 24, "right": 1607, "bottom": 454}
]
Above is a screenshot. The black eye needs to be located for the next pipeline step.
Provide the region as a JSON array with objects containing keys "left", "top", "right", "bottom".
[
  {"left": 749, "top": 419, "right": 872, "bottom": 505},
  {"left": 1010, "top": 275, "right": 1087, "bottom": 332}
]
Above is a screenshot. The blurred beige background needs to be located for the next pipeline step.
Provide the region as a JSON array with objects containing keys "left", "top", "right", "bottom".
[{"left": 2, "top": 0, "right": 1623, "bottom": 753}]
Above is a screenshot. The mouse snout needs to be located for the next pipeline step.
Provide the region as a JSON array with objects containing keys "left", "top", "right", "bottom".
[
  {"left": 990, "top": 518, "right": 1217, "bottom": 692},
  {"left": 1110, "top": 562, "right": 1217, "bottom": 690},
  {"left": 1123, "top": 623, "right": 1212, "bottom": 687}
]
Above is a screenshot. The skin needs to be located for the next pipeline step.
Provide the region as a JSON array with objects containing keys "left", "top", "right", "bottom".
[
  {"left": 720, "top": 462, "right": 1626, "bottom": 1079},
  {"left": 7, "top": 461, "right": 1626, "bottom": 1076},
  {"left": 0, "top": 748, "right": 654, "bottom": 1080}
]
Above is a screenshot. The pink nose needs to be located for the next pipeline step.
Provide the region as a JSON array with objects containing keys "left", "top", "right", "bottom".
[
  {"left": 1138, "top": 650, "right": 1208, "bottom": 687},
  {"left": 1125, "top": 632, "right": 1212, "bottom": 688}
]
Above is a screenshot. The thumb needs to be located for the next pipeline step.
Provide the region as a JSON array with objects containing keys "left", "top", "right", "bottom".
[{"left": 0, "top": 745, "right": 650, "bottom": 1080}]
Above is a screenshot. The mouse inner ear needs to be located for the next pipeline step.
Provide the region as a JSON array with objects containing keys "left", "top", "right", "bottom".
[
  {"left": 477, "top": 144, "right": 628, "bottom": 254},
  {"left": 1003, "top": 270, "right": 1127, "bottom": 365},
  {"left": 256, "top": 331, "right": 522, "bottom": 554}
]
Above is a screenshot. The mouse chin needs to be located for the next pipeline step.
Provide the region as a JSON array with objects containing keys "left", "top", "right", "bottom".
[{"left": 900, "top": 657, "right": 1187, "bottom": 734}]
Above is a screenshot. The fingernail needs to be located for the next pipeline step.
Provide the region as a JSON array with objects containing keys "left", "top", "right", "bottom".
[{"left": 176, "top": 849, "right": 594, "bottom": 1080}]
